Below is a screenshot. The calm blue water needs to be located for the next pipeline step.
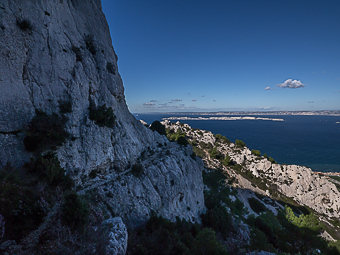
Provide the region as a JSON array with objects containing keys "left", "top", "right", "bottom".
[{"left": 135, "top": 113, "right": 340, "bottom": 172}]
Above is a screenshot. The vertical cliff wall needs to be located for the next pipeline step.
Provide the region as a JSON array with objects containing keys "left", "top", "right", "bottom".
[{"left": 0, "top": 0, "right": 204, "bottom": 226}]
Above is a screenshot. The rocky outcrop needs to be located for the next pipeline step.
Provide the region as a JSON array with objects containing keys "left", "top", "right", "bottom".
[
  {"left": 0, "top": 0, "right": 205, "bottom": 250},
  {"left": 163, "top": 120, "right": 340, "bottom": 219},
  {"left": 102, "top": 217, "right": 128, "bottom": 255}
]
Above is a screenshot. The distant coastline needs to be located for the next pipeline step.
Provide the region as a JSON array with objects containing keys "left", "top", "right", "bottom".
[
  {"left": 163, "top": 116, "right": 284, "bottom": 121},
  {"left": 136, "top": 110, "right": 340, "bottom": 116}
]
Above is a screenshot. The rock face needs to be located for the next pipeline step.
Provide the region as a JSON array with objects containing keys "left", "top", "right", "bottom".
[
  {"left": 102, "top": 217, "right": 128, "bottom": 255},
  {"left": 163, "top": 120, "right": 340, "bottom": 219},
  {"left": 0, "top": 0, "right": 204, "bottom": 227}
]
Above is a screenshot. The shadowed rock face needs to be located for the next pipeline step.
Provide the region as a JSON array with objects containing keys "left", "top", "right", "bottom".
[{"left": 0, "top": 0, "right": 205, "bottom": 226}]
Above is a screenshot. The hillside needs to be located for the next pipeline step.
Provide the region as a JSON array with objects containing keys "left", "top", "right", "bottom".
[{"left": 0, "top": 0, "right": 339, "bottom": 254}]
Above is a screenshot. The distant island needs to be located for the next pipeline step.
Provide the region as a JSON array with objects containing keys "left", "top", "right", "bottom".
[
  {"left": 163, "top": 116, "right": 284, "bottom": 121},
  {"left": 158, "top": 110, "right": 340, "bottom": 116}
]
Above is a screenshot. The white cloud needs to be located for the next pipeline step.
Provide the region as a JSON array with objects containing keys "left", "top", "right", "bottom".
[
  {"left": 143, "top": 102, "right": 156, "bottom": 107},
  {"left": 278, "top": 79, "right": 304, "bottom": 89},
  {"left": 264, "top": 86, "right": 271, "bottom": 90}
]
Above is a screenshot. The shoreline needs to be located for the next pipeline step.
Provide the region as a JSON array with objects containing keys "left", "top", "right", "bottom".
[{"left": 162, "top": 116, "right": 284, "bottom": 121}]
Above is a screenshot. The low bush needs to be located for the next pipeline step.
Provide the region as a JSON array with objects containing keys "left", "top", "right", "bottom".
[
  {"left": 23, "top": 111, "right": 68, "bottom": 152},
  {"left": 251, "top": 149, "right": 261, "bottom": 156},
  {"left": 235, "top": 139, "right": 246, "bottom": 148},
  {"left": 284, "top": 206, "right": 322, "bottom": 232},
  {"left": 131, "top": 163, "right": 144, "bottom": 177},
  {"left": 263, "top": 153, "right": 277, "bottom": 164},
  {"left": 246, "top": 209, "right": 339, "bottom": 254},
  {"left": 193, "top": 146, "right": 205, "bottom": 158},
  {"left": 209, "top": 147, "right": 223, "bottom": 160},
  {"left": 176, "top": 135, "right": 188, "bottom": 146},
  {"left": 214, "top": 134, "right": 230, "bottom": 144},
  {"left": 222, "top": 154, "right": 231, "bottom": 166},
  {"left": 16, "top": 18, "right": 32, "bottom": 31},
  {"left": 25, "top": 153, "right": 74, "bottom": 189},
  {"left": 248, "top": 197, "right": 267, "bottom": 214},
  {"left": 150, "top": 121, "right": 166, "bottom": 135},
  {"left": 106, "top": 62, "right": 116, "bottom": 75},
  {"left": 166, "top": 129, "right": 187, "bottom": 145},
  {"left": 89, "top": 103, "right": 116, "bottom": 128},
  {"left": 127, "top": 215, "right": 227, "bottom": 255},
  {"left": 85, "top": 34, "right": 96, "bottom": 55},
  {"left": 0, "top": 165, "right": 44, "bottom": 241},
  {"left": 202, "top": 205, "right": 233, "bottom": 238},
  {"left": 62, "top": 192, "right": 89, "bottom": 230}
]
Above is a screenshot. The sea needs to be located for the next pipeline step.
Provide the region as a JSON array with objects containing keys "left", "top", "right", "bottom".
[{"left": 135, "top": 113, "right": 340, "bottom": 173}]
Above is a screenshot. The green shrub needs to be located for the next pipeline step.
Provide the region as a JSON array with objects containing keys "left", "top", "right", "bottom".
[
  {"left": 150, "top": 121, "right": 166, "bottom": 135},
  {"left": 16, "top": 19, "right": 32, "bottom": 31},
  {"left": 127, "top": 215, "right": 227, "bottom": 255},
  {"left": 209, "top": 147, "right": 223, "bottom": 160},
  {"left": 25, "top": 153, "right": 74, "bottom": 189},
  {"left": 62, "top": 192, "right": 89, "bottom": 230},
  {"left": 214, "top": 134, "right": 230, "bottom": 144},
  {"left": 268, "top": 156, "right": 277, "bottom": 164},
  {"left": 193, "top": 147, "right": 205, "bottom": 158},
  {"left": 85, "top": 34, "right": 96, "bottom": 55},
  {"left": 199, "top": 141, "right": 213, "bottom": 150},
  {"left": 263, "top": 153, "right": 277, "bottom": 164},
  {"left": 177, "top": 136, "right": 188, "bottom": 146},
  {"left": 284, "top": 206, "right": 322, "bottom": 232},
  {"left": 235, "top": 139, "right": 246, "bottom": 148},
  {"left": 202, "top": 205, "right": 233, "bottom": 238},
  {"left": 0, "top": 165, "right": 44, "bottom": 241},
  {"left": 222, "top": 154, "right": 231, "bottom": 166},
  {"left": 248, "top": 197, "right": 267, "bottom": 214},
  {"left": 245, "top": 209, "right": 338, "bottom": 254},
  {"left": 251, "top": 149, "right": 261, "bottom": 156},
  {"left": 192, "top": 228, "right": 228, "bottom": 255},
  {"left": 106, "top": 62, "right": 116, "bottom": 74},
  {"left": 89, "top": 103, "right": 116, "bottom": 128},
  {"left": 131, "top": 163, "right": 144, "bottom": 177},
  {"left": 166, "top": 129, "right": 187, "bottom": 145},
  {"left": 23, "top": 111, "right": 68, "bottom": 152}
]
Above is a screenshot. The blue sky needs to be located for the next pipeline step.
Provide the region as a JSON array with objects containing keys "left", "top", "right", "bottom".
[{"left": 102, "top": 0, "right": 340, "bottom": 113}]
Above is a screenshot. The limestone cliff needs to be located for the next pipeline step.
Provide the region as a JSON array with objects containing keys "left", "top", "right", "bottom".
[{"left": 0, "top": 0, "right": 204, "bottom": 250}]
